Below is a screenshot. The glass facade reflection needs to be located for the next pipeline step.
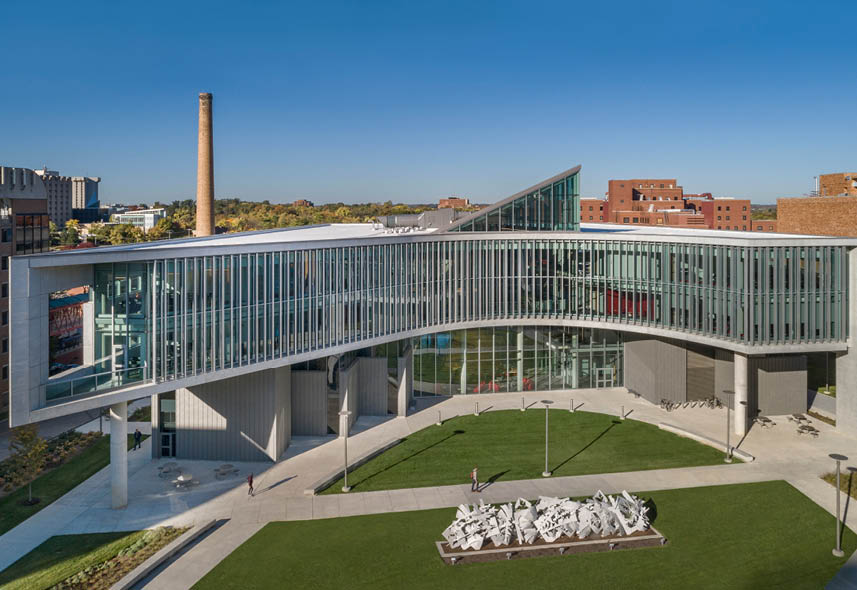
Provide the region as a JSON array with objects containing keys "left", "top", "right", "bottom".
[
  {"left": 413, "top": 327, "right": 622, "bottom": 396},
  {"left": 45, "top": 236, "right": 849, "bottom": 402},
  {"left": 449, "top": 169, "right": 580, "bottom": 232}
]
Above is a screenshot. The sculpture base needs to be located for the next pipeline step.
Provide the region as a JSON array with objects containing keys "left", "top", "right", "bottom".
[{"left": 437, "top": 528, "right": 665, "bottom": 565}]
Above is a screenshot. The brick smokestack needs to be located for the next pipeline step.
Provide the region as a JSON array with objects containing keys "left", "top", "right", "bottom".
[{"left": 196, "top": 92, "right": 215, "bottom": 237}]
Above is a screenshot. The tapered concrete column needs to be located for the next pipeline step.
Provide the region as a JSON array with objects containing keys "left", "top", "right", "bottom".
[
  {"left": 195, "top": 92, "right": 215, "bottom": 237},
  {"left": 109, "top": 401, "right": 128, "bottom": 509},
  {"left": 734, "top": 352, "right": 748, "bottom": 436},
  {"left": 517, "top": 328, "right": 524, "bottom": 392},
  {"left": 397, "top": 348, "right": 412, "bottom": 417}
]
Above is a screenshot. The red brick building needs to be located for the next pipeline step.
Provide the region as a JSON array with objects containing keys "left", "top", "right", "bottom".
[
  {"left": 818, "top": 173, "right": 857, "bottom": 197},
  {"left": 578, "top": 177, "right": 776, "bottom": 233},
  {"left": 777, "top": 196, "right": 857, "bottom": 237},
  {"left": 438, "top": 197, "right": 471, "bottom": 209}
]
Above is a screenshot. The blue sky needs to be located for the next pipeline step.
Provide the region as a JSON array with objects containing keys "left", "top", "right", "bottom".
[{"left": 1, "top": 0, "right": 854, "bottom": 205}]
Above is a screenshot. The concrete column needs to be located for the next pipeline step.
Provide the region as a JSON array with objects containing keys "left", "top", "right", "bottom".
[
  {"left": 109, "top": 401, "right": 128, "bottom": 509},
  {"left": 734, "top": 352, "right": 748, "bottom": 436},
  {"left": 836, "top": 248, "right": 857, "bottom": 435},
  {"left": 517, "top": 328, "right": 524, "bottom": 392},
  {"left": 460, "top": 357, "right": 467, "bottom": 395},
  {"left": 150, "top": 394, "right": 160, "bottom": 459},
  {"left": 195, "top": 92, "right": 215, "bottom": 237},
  {"left": 397, "top": 348, "right": 412, "bottom": 417},
  {"left": 81, "top": 300, "right": 94, "bottom": 366}
]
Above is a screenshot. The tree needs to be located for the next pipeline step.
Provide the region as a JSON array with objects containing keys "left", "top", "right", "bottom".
[
  {"left": 108, "top": 224, "right": 146, "bottom": 244},
  {"left": 59, "top": 225, "right": 80, "bottom": 246},
  {"left": 9, "top": 424, "right": 48, "bottom": 505}
]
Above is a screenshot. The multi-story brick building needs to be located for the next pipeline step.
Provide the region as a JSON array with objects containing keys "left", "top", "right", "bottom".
[
  {"left": 579, "top": 198, "right": 605, "bottom": 222},
  {"left": 818, "top": 173, "right": 857, "bottom": 197},
  {"left": 579, "top": 177, "right": 775, "bottom": 232},
  {"left": 777, "top": 195, "right": 857, "bottom": 237},
  {"left": 0, "top": 167, "right": 50, "bottom": 417},
  {"left": 438, "top": 197, "right": 471, "bottom": 209}
]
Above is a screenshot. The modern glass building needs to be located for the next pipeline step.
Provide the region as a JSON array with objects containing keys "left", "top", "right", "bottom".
[{"left": 9, "top": 166, "right": 857, "bottom": 504}]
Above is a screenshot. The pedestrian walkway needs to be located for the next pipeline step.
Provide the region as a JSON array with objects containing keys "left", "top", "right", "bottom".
[{"left": 1, "top": 387, "right": 856, "bottom": 586}]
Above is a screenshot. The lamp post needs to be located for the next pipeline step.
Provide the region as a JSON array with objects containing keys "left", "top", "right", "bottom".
[
  {"left": 723, "top": 390, "right": 734, "bottom": 463},
  {"left": 830, "top": 453, "right": 849, "bottom": 557},
  {"left": 541, "top": 400, "right": 553, "bottom": 477},
  {"left": 339, "top": 410, "right": 353, "bottom": 493}
]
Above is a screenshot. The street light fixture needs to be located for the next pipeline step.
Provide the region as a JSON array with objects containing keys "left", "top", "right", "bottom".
[
  {"left": 541, "top": 400, "right": 553, "bottom": 477},
  {"left": 723, "top": 390, "right": 734, "bottom": 462},
  {"left": 830, "top": 453, "right": 849, "bottom": 557},
  {"left": 339, "top": 410, "right": 353, "bottom": 493}
]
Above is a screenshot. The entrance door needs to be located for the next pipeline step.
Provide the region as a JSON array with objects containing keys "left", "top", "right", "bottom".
[
  {"left": 595, "top": 367, "right": 615, "bottom": 388},
  {"left": 160, "top": 432, "right": 175, "bottom": 457}
]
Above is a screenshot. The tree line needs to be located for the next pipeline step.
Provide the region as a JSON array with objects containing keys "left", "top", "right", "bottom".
[{"left": 51, "top": 199, "right": 441, "bottom": 246}]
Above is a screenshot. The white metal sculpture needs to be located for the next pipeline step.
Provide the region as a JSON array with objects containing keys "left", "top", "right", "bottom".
[{"left": 441, "top": 491, "right": 649, "bottom": 551}]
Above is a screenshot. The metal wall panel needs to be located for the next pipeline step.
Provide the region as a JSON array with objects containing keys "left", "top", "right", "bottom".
[
  {"left": 290, "top": 370, "right": 328, "bottom": 435},
  {"left": 623, "top": 336, "right": 687, "bottom": 404},
  {"left": 175, "top": 368, "right": 289, "bottom": 462},
  {"left": 357, "top": 357, "right": 389, "bottom": 416},
  {"left": 754, "top": 355, "right": 808, "bottom": 416}
]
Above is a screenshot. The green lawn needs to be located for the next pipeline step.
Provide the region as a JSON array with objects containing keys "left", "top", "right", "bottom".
[
  {"left": 0, "top": 434, "right": 140, "bottom": 536},
  {"left": 0, "top": 531, "right": 144, "bottom": 590},
  {"left": 197, "top": 481, "right": 855, "bottom": 590},
  {"left": 321, "top": 410, "right": 726, "bottom": 494}
]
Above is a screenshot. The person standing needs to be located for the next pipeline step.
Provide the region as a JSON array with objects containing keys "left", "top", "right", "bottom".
[
  {"left": 133, "top": 428, "right": 142, "bottom": 451},
  {"left": 247, "top": 473, "right": 254, "bottom": 496},
  {"left": 470, "top": 466, "right": 479, "bottom": 492}
]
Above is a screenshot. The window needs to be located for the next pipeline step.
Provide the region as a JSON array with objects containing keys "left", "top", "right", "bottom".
[
  {"left": 743, "top": 206, "right": 747, "bottom": 211},
  {"left": 2, "top": 338, "right": 6, "bottom": 353},
  {"left": 1, "top": 229, "right": 9, "bottom": 242},
  {"left": 632, "top": 217, "right": 639, "bottom": 223},
  {"left": 589, "top": 206, "right": 593, "bottom": 211},
  {"left": 2, "top": 311, "right": 7, "bottom": 326},
  {"left": 623, "top": 217, "right": 630, "bottom": 223},
  {"left": 717, "top": 216, "right": 722, "bottom": 220},
  {"left": 588, "top": 216, "right": 593, "bottom": 220},
  {"left": 743, "top": 225, "right": 747, "bottom": 230},
  {"left": 2, "top": 366, "right": 7, "bottom": 380},
  {"left": 599, "top": 215, "right": 603, "bottom": 220},
  {"left": 742, "top": 215, "right": 747, "bottom": 220},
  {"left": 717, "top": 206, "right": 722, "bottom": 211},
  {"left": 660, "top": 184, "right": 664, "bottom": 188},
  {"left": 726, "top": 216, "right": 730, "bottom": 220},
  {"left": 1, "top": 257, "right": 6, "bottom": 271},
  {"left": 726, "top": 206, "right": 731, "bottom": 211},
  {"left": 1, "top": 283, "right": 7, "bottom": 298}
]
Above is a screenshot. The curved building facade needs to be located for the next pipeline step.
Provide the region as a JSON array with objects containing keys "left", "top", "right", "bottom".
[{"left": 9, "top": 166, "right": 857, "bottom": 505}]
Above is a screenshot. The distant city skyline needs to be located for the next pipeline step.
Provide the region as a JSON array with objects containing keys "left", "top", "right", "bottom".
[{"left": 1, "top": 0, "right": 854, "bottom": 205}]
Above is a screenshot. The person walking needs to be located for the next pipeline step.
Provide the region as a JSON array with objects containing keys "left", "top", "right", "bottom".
[
  {"left": 470, "top": 466, "right": 479, "bottom": 492},
  {"left": 133, "top": 428, "right": 142, "bottom": 451},
  {"left": 247, "top": 473, "right": 254, "bottom": 496}
]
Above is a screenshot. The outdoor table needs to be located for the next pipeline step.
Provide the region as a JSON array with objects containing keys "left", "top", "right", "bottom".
[{"left": 176, "top": 473, "right": 193, "bottom": 488}]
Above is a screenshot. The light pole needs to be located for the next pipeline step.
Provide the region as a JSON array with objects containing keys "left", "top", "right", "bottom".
[
  {"left": 339, "top": 410, "right": 353, "bottom": 493},
  {"left": 541, "top": 400, "right": 553, "bottom": 477},
  {"left": 723, "top": 390, "right": 734, "bottom": 463},
  {"left": 830, "top": 453, "right": 848, "bottom": 557}
]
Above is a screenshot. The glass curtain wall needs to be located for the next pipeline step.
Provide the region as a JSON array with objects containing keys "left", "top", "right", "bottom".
[
  {"left": 47, "top": 262, "right": 150, "bottom": 401},
  {"left": 413, "top": 326, "right": 623, "bottom": 396},
  {"left": 449, "top": 170, "right": 580, "bottom": 232},
  {"left": 46, "top": 238, "right": 846, "bottom": 403}
]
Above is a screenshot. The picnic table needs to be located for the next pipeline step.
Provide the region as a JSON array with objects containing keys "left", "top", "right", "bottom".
[{"left": 215, "top": 464, "right": 238, "bottom": 479}]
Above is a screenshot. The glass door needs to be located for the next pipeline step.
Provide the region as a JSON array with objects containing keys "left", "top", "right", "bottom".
[{"left": 596, "top": 367, "right": 615, "bottom": 388}]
